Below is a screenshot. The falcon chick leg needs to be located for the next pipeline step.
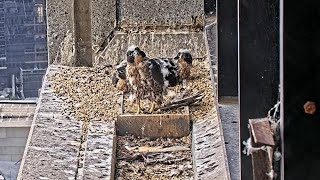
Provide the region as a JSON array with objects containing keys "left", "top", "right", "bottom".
[
  {"left": 149, "top": 101, "right": 156, "bottom": 113},
  {"left": 136, "top": 98, "right": 143, "bottom": 114}
]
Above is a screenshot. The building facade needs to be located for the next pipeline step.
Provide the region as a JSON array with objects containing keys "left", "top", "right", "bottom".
[{"left": 0, "top": 0, "right": 47, "bottom": 99}]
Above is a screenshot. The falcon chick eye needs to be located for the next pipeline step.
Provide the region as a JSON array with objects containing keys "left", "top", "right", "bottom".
[{"left": 127, "top": 51, "right": 133, "bottom": 56}]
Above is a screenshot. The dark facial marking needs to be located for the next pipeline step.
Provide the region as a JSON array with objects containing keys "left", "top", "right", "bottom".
[
  {"left": 174, "top": 52, "right": 181, "bottom": 59},
  {"left": 127, "top": 55, "right": 134, "bottom": 63},
  {"left": 140, "top": 50, "right": 146, "bottom": 57},
  {"left": 183, "top": 52, "right": 193, "bottom": 64}
]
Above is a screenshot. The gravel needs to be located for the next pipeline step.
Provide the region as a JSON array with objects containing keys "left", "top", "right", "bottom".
[
  {"left": 115, "top": 135, "right": 193, "bottom": 180},
  {"left": 49, "top": 65, "right": 121, "bottom": 122}
]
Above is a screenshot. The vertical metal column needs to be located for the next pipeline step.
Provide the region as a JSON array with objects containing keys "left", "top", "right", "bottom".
[
  {"left": 238, "top": 0, "right": 279, "bottom": 179},
  {"left": 217, "top": 0, "right": 238, "bottom": 100},
  {"left": 74, "top": 0, "right": 93, "bottom": 67}
]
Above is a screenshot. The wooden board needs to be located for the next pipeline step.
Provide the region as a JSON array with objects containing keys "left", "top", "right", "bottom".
[
  {"left": 117, "top": 113, "right": 190, "bottom": 139},
  {"left": 249, "top": 118, "right": 275, "bottom": 146},
  {"left": 117, "top": 92, "right": 190, "bottom": 139}
]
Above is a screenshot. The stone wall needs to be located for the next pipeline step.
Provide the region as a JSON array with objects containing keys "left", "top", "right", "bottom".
[
  {"left": 95, "top": 32, "right": 207, "bottom": 65},
  {"left": 91, "top": 0, "right": 116, "bottom": 47},
  {"left": 47, "top": 0, "right": 205, "bottom": 66},
  {"left": 47, "top": 0, "right": 116, "bottom": 65},
  {"left": 47, "top": 0, "right": 75, "bottom": 65},
  {"left": 119, "top": 0, "right": 204, "bottom": 28}
]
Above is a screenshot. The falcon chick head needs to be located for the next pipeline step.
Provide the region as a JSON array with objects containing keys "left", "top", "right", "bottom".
[
  {"left": 126, "top": 45, "right": 146, "bottom": 64},
  {"left": 174, "top": 49, "right": 193, "bottom": 65},
  {"left": 115, "top": 60, "right": 127, "bottom": 80}
]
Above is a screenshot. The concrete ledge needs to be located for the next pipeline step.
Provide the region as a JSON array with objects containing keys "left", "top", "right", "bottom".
[
  {"left": 0, "top": 121, "right": 32, "bottom": 128},
  {"left": 192, "top": 109, "right": 230, "bottom": 180},
  {"left": 83, "top": 122, "right": 116, "bottom": 179},
  {"left": 18, "top": 66, "right": 117, "bottom": 179},
  {"left": 18, "top": 67, "right": 83, "bottom": 179}
]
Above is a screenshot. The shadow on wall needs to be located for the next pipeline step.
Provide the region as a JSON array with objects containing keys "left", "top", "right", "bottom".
[
  {"left": 205, "top": 0, "right": 216, "bottom": 15},
  {"left": 284, "top": 1, "right": 320, "bottom": 179}
]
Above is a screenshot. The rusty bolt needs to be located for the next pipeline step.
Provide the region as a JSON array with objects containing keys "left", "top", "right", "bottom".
[{"left": 304, "top": 101, "right": 316, "bottom": 115}]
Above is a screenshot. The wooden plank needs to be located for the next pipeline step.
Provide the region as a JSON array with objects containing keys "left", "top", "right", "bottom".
[
  {"left": 74, "top": 0, "right": 93, "bottom": 67},
  {"left": 249, "top": 118, "right": 275, "bottom": 146},
  {"left": 116, "top": 114, "right": 190, "bottom": 139},
  {"left": 250, "top": 147, "right": 273, "bottom": 180}
]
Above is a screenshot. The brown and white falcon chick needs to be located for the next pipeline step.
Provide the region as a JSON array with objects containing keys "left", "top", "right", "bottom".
[
  {"left": 173, "top": 49, "right": 193, "bottom": 83},
  {"left": 126, "top": 45, "right": 177, "bottom": 113}
]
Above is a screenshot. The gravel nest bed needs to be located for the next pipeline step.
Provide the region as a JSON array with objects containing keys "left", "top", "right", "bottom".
[
  {"left": 48, "top": 65, "right": 121, "bottom": 122},
  {"left": 48, "top": 59, "right": 215, "bottom": 121},
  {"left": 116, "top": 135, "right": 193, "bottom": 180},
  {"left": 122, "top": 59, "right": 215, "bottom": 117}
]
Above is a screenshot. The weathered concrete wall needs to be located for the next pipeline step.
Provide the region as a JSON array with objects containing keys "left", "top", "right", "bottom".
[
  {"left": 95, "top": 32, "right": 206, "bottom": 65},
  {"left": 47, "top": 0, "right": 116, "bottom": 65},
  {"left": 119, "top": 0, "right": 204, "bottom": 28},
  {"left": 0, "top": 127, "right": 29, "bottom": 162},
  {"left": 92, "top": 0, "right": 116, "bottom": 47},
  {"left": 47, "top": 0, "right": 205, "bottom": 66},
  {"left": 47, "top": 0, "right": 75, "bottom": 65}
]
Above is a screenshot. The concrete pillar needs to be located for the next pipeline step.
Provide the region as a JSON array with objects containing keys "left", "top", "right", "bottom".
[
  {"left": 73, "top": 0, "right": 93, "bottom": 67},
  {"left": 47, "top": 0, "right": 116, "bottom": 66}
]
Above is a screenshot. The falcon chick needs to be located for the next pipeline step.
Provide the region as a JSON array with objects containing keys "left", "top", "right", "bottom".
[
  {"left": 112, "top": 60, "right": 129, "bottom": 92},
  {"left": 126, "top": 45, "right": 178, "bottom": 113},
  {"left": 173, "top": 49, "right": 193, "bottom": 83}
]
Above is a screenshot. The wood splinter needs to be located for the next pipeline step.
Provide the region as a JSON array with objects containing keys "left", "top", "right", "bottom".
[{"left": 156, "top": 92, "right": 204, "bottom": 111}]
